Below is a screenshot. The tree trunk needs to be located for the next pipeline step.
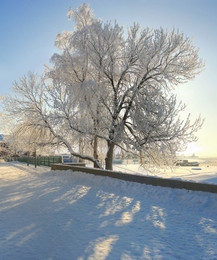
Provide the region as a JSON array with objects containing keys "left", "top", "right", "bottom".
[
  {"left": 79, "top": 138, "right": 84, "bottom": 163},
  {"left": 27, "top": 151, "right": 30, "bottom": 166},
  {"left": 93, "top": 135, "right": 100, "bottom": 168},
  {"left": 34, "top": 148, "right": 37, "bottom": 168},
  {"left": 139, "top": 151, "right": 144, "bottom": 165},
  {"left": 105, "top": 141, "right": 115, "bottom": 170}
]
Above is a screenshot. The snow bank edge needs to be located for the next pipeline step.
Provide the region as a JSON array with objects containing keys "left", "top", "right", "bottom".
[{"left": 51, "top": 164, "right": 217, "bottom": 194}]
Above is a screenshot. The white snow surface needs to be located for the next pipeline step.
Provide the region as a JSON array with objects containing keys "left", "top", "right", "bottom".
[
  {"left": 113, "top": 164, "right": 217, "bottom": 185},
  {"left": 0, "top": 162, "right": 217, "bottom": 260}
]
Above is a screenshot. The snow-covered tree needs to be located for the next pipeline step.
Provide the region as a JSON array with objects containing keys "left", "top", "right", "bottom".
[
  {"left": 3, "top": 72, "right": 102, "bottom": 167},
  {"left": 3, "top": 4, "right": 204, "bottom": 170},
  {"left": 49, "top": 4, "right": 204, "bottom": 169},
  {"left": 47, "top": 4, "right": 109, "bottom": 167}
]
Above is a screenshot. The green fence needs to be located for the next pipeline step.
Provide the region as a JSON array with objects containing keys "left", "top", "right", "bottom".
[{"left": 14, "top": 156, "right": 62, "bottom": 167}]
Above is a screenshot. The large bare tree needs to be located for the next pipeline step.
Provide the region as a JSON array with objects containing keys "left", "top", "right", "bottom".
[
  {"left": 3, "top": 4, "right": 204, "bottom": 170},
  {"left": 50, "top": 4, "right": 204, "bottom": 169}
]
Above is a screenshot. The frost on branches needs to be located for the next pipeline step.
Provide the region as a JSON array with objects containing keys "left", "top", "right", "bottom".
[{"left": 4, "top": 4, "right": 204, "bottom": 170}]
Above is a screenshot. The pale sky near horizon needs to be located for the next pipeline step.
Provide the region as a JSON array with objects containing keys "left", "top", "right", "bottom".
[{"left": 1, "top": 0, "right": 217, "bottom": 157}]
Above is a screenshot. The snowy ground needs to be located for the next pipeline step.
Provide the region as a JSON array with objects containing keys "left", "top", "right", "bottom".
[
  {"left": 1, "top": 162, "right": 217, "bottom": 259},
  {"left": 114, "top": 162, "right": 217, "bottom": 185}
]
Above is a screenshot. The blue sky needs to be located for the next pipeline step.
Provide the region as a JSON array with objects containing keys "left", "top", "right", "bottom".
[{"left": 1, "top": 0, "right": 217, "bottom": 156}]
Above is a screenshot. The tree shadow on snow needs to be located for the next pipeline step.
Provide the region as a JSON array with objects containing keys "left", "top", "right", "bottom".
[{"left": 1, "top": 170, "right": 217, "bottom": 259}]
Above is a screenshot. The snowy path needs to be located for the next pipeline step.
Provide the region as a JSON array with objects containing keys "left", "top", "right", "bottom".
[{"left": 0, "top": 162, "right": 217, "bottom": 259}]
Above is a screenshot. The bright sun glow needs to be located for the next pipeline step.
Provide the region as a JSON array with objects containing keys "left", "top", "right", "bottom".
[{"left": 184, "top": 143, "right": 202, "bottom": 156}]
